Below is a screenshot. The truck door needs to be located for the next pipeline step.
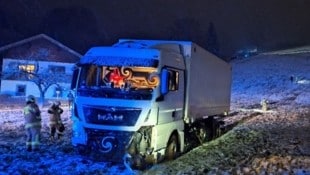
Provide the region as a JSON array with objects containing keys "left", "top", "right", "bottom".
[{"left": 157, "top": 67, "right": 184, "bottom": 124}]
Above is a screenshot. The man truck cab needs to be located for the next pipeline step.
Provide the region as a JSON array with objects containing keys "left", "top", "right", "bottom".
[{"left": 70, "top": 39, "right": 231, "bottom": 169}]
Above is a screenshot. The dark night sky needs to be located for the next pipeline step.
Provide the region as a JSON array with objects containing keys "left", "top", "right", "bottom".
[{"left": 1, "top": 0, "right": 310, "bottom": 57}]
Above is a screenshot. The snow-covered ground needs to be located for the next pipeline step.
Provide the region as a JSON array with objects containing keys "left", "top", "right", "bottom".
[{"left": 0, "top": 48, "right": 309, "bottom": 175}]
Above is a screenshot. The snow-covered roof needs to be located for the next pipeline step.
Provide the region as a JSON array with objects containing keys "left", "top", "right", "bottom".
[
  {"left": 80, "top": 47, "right": 160, "bottom": 67},
  {"left": 0, "top": 34, "right": 82, "bottom": 63},
  {"left": 117, "top": 39, "right": 192, "bottom": 48}
]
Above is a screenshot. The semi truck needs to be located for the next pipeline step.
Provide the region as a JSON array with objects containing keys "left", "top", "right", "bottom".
[{"left": 70, "top": 39, "right": 231, "bottom": 169}]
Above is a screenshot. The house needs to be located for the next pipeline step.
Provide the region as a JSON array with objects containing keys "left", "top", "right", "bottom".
[{"left": 0, "top": 34, "right": 82, "bottom": 99}]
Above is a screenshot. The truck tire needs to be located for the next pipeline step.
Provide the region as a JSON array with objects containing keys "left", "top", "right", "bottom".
[
  {"left": 198, "top": 126, "right": 213, "bottom": 143},
  {"left": 165, "top": 134, "right": 179, "bottom": 160}
]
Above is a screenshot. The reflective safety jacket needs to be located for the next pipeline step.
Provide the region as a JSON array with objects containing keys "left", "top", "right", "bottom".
[{"left": 23, "top": 103, "right": 42, "bottom": 129}]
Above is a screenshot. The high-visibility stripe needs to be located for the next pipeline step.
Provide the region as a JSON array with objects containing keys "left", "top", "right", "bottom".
[
  {"left": 26, "top": 142, "right": 40, "bottom": 146},
  {"left": 33, "top": 135, "right": 40, "bottom": 148},
  {"left": 24, "top": 106, "right": 38, "bottom": 116},
  {"left": 56, "top": 130, "right": 64, "bottom": 134},
  {"left": 49, "top": 121, "right": 62, "bottom": 125},
  {"left": 25, "top": 122, "right": 41, "bottom": 129},
  {"left": 24, "top": 106, "right": 31, "bottom": 115},
  {"left": 26, "top": 143, "right": 40, "bottom": 146}
]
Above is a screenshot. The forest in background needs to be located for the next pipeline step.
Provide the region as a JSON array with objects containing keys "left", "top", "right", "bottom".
[{"left": 1, "top": 0, "right": 310, "bottom": 58}]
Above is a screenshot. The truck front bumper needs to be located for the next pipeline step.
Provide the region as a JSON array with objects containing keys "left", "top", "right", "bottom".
[{"left": 76, "top": 127, "right": 134, "bottom": 162}]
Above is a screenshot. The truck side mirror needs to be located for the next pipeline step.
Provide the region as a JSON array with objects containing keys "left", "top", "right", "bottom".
[
  {"left": 160, "top": 68, "right": 169, "bottom": 95},
  {"left": 156, "top": 69, "right": 169, "bottom": 102}
]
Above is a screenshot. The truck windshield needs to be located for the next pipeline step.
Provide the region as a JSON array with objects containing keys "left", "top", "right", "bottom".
[{"left": 77, "top": 65, "right": 159, "bottom": 100}]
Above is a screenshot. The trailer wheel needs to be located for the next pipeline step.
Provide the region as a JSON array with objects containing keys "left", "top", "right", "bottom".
[
  {"left": 165, "top": 134, "right": 179, "bottom": 160},
  {"left": 197, "top": 127, "right": 212, "bottom": 143}
]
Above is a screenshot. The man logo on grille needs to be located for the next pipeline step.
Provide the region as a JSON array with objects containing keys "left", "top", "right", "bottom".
[
  {"left": 100, "top": 136, "right": 116, "bottom": 153},
  {"left": 98, "top": 113, "right": 123, "bottom": 121}
]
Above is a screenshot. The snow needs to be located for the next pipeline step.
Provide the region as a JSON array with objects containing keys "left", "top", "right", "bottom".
[
  {"left": 80, "top": 47, "right": 159, "bottom": 67},
  {"left": 0, "top": 47, "right": 310, "bottom": 174},
  {"left": 231, "top": 53, "right": 309, "bottom": 106}
]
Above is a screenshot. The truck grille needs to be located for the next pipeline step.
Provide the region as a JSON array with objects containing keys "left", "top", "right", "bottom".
[{"left": 83, "top": 105, "right": 141, "bottom": 126}]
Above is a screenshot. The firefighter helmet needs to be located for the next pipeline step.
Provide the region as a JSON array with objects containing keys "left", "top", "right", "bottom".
[
  {"left": 26, "top": 95, "right": 36, "bottom": 103},
  {"left": 53, "top": 101, "right": 61, "bottom": 106}
]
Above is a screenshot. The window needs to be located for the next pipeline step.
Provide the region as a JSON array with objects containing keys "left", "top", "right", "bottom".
[
  {"left": 167, "top": 69, "right": 179, "bottom": 91},
  {"left": 7, "top": 62, "right": 19, "bottom": 71},
  {"left": 16, "top": 85, "right": 26, "bottom": 96},
  {"left": 48, "top": 65, "right": 65, "bottom": 74},
  {"left": 19, "top": 64, "right": 35, "bottom": 73},
  {"left": 80, "top": 65, "right": 159, "bottom": 89}
]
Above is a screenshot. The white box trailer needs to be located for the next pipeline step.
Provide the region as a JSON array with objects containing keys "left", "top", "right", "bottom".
[
  {"left": 183, "top": 43, "right": 231, "bottom": 122},
  {"left": 70, "top": 39, "right": 231, "bottom": 169}
]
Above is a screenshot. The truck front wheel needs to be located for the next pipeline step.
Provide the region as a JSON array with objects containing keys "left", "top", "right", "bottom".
[{"left": 165, "top": 134, "right": 179, "bottom": 160}]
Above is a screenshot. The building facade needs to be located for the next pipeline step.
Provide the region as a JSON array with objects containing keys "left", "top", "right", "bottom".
[{"left": 0, "top": 34, "right": 81, "bottom": 99}]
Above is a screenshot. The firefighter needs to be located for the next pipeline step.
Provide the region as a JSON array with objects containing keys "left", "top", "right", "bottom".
[
  {"left": 67, "top": 91, "right": 74, "bottom": 109},
  {"left": 23, "top": 95, "right": 42, "bottom": 152},
  {"left": 48, "top": 101, "right": 64, "bottom": 141}
]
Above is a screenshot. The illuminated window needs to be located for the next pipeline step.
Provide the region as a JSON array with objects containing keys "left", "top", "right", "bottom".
[{"left": 19, "top": 64, "right": 35, "bottom": 73}]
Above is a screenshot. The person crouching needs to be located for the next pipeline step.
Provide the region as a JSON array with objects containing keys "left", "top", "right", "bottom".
[{"left": 48, "top": 101, "right": 64, "bottom": 141}]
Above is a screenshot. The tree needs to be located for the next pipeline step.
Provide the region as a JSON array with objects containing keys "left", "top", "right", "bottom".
[
  {"left": 1, "top": 49, "right": 70, "bottom": 106},
  {"left": 22, "top": 66, "right": 65, "bottom": 106},
  {"left": 206, "top": 22, "right": 220, "bottom": 56}
]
